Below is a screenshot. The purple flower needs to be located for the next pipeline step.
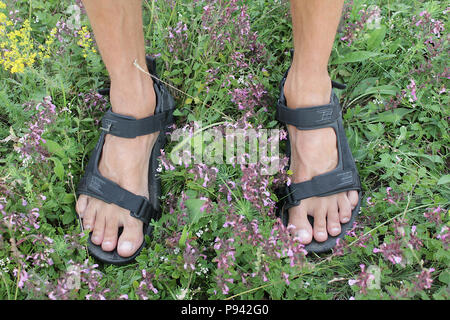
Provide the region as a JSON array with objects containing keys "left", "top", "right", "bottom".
[
  {"left": 407, "top": 79, "right": 418, "bottom": 102},
  {"left": 47, "top": 259, "right": 105, "bottom": 300},
  {"left": 340, "top": 2, "right": 382, "bottom": 45},
  {"left": 183, "top": 242, "right": 200, "bottom": 271},
  {"left": 136, "top": 270, "right": 158, "bottom": 300},
  {"left": 166, "top": 21, "right": 189, "bottom": 60},
  {"left": 423, "top": 206, "right": 443, "bottom": 226},
  {"left": 408, "top": 226, "right": 423, "bottom": 250},
  {"left": 436, "top": 226, "right": 449, "bottom": 249},
  {"left": 15, "top": 268, "right": 29, "bottom": 289},
  {"left": 413, "top": 268, "right": 435, "bottom": 290},
  {"left": 17, "top": 96, "right": 57, "bottom": 164},
  {"left": 282, "top": 272, "right": 290, "bottom": 286},
  {"left": 373, "top": 241, "right": 404, "bottom": 265},
  {"left": 348, "top": 264, "right": 376, "bottom": 294}
]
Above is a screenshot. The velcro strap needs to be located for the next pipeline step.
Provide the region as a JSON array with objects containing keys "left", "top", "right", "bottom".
[
  {"left": 276, "top": 94, "right": 342, "bottom": 129},
  {"left": 285, "top": 169, "right": 359, "bottom": 205},
  {"left": 100, "top": 109, "right": 174, "bottom": 138},
  {"left": 85, "top": 173, "right": 155, "bottom": 224},
  {"left": 276, "top": 78, "right": 346, "bottom": 129}
]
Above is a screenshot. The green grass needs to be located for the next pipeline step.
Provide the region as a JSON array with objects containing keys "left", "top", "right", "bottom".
[{"left": 0, "top": 0, "right": 448, "bottom": 300}]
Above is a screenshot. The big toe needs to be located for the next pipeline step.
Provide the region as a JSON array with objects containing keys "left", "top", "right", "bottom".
[
  {"left": 117, "top": 216, "right": 144, "bottom": 257},
  {"left": 288, "top": 205, "right": 313, "bottom": 245}
]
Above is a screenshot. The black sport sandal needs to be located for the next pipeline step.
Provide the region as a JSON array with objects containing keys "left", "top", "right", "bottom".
[
  {"left": 76, "top": 57, "right": 175, "bottom": 265},
  {"left": 276, "top": 67, "right": 363, "bottom": 253}
]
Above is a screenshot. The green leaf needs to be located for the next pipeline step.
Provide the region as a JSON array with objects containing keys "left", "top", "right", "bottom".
[
  {"left": 332, "top": 51, "right": 380, "bottom": 64},
  {"left": 267, "top": 120, "right": 278, "bottom": 128},
  {"left": 179, "top": 225, "right": 188, "bottom": 248},
  {"left": 367, "top": 26, "right": 387, "bottom": 51},
  {"left": 171, "top": 77, "right": 182, "bottom": 85},
  {"left": 405, "top": 152, "right": 444, "bottom": 164},
  {"left": 183, "top": 66, "right": 192, "bottom": 76},
  {"left": 185, "top": 198, "right": 206, "bottom": 224},
  {"left": 172, "top": 108, "right": 184, "bottom": 116},
  {"left": 374, "top": 108, "right": 413, "bottom": 124},
  {"left": 61, "top": 193, "right": 75, "bottom": 204},
  {"left": 349, "top": 77, "right": 378, "bottom": 100},
  {"left": 363, "top": 85, "right": 399, "bottom": 97},
  {"left": 437, "top": 174, "right": 450, "bottom": 185},
  {"left": 50, "top": 157, "right": 64, "bottom": 180},
  {"left": 62, "top": 210, "right": 75, "bottom": 224},
  {"left": 185, "top": 189, "right": 198, "bottom": 198},
  {"left": 438, "top": 269, "right": 450, "bottom": 284},
  {"left": 45, "top": 139, "right": 66, "bottom": 158}
]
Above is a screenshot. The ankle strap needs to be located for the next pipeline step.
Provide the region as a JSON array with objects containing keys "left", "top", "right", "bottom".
[
  {"left": 276, "top": 89, "right": 344, "bottom": 130},
  {"left": 276, "top": 67, "right": 347, "bottom": 129},
  {"left": 100, "top": 108, "right": 174, "bottom": 138}
]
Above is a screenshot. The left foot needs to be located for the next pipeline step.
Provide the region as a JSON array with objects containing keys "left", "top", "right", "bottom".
[{"left": 76, "top": 69, "right": 157, "bottom": 257}]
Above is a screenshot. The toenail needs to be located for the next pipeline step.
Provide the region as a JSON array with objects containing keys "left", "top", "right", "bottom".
[
  {"left": 103, "top": 241, "right": 112, "bottom": 248},
  {"left": 331, "top": 227, "right": 340, "bottom": 234},
  {"left": 85, "top": 224, "right": 91, "bottom": 230},
  {"left": 119, "top": 241, "right": 133, "bottom": 253},
  {"left": 91, "top": 235, "right": 100, "bottom": 243},
  {"left": 342, "top": 217, "right": 350, "bottom": 223},
  {"left": 295, "top": 230, "right": 310, "bottom": 242},
  {"left": 316, "top": 231, "right": 327, "bottom": 238}
]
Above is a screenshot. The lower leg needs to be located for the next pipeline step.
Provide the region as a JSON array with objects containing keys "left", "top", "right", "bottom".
[
  {"left": 82, "top": 0, "right": 155, "bottom": 118},
  {"left": 285, "top": 0, "right": 344, "bottom": 108}
]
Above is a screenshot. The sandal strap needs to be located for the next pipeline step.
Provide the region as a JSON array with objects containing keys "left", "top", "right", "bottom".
[
  {"left": 284, "top": 167, "right": 361, "bottom": 207},
  {"left": 276, "top": 80, "right": 346, "bottom": 130},
  {"left": 276, "top": 93, "right": 341, "bottom": 129},
  {"left": 100, "top": 108, "right": 173, "bottom": 138},
  {"left": 97, "top": 56, "right": 174, "bottom": 138},
  {"left": 78, "top": 169, "right": 156, "bottom": 224}
]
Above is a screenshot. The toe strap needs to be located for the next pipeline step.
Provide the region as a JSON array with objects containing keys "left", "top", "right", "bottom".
[
  {"left": 284, "top": 167, "right": 361, "bottom": 207},
  {"left": 76, "top": 130, "right": 159, "bottom": 225},
  {"left": 77, "top": 171, "right": 156, "bottom": 224}
]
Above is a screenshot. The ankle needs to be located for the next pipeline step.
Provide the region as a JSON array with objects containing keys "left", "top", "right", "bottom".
[
  {"left": 110, "top": 71, "right": 156, "bottom": 119},
  {"left": 284, "top": 64, "right": 331, "bottom": 109}
]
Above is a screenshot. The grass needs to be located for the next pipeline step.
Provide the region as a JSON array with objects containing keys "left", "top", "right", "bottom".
[{"left": 0, "top": 0, "right": 448, "bottom": 300}]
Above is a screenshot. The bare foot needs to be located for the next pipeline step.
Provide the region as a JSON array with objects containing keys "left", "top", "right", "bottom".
[
  {"left": 283, "top": 67, "right": 359, "bottom": 245},
  {"left": 76, "top": 72, "right": 157, "bottom": 257}
]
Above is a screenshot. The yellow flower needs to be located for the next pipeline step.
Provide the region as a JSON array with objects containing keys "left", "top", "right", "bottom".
[
  {"left": 77, "top": 26, "right": 97, "bottom": 59},
  {"left": 0, "top": 14, "right": 56, "bottom": 74},
  {"left": 0, "top": 12, "right": 7, "bottom": 24}
]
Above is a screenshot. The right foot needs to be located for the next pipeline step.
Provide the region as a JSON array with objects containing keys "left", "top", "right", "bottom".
[
  {"left": 76, "top": 70, "right": 157, "bottom": 257},
  {"left": 283, "top": 67, "right": 359, "bottom": 245}
]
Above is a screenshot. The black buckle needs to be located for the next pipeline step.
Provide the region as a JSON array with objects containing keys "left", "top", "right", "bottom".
[
  {"left": 131, "top": 198, "right": 152, "bottom": 224},
  {"left": 100, "top": 119, "right": 113, "bottom": 132}
]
